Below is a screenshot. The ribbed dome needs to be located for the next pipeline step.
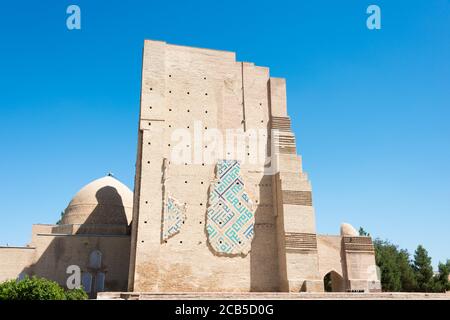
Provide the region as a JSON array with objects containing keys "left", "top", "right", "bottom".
[{"left": 61, "top": 176, "right": 133, "bottom": 226}]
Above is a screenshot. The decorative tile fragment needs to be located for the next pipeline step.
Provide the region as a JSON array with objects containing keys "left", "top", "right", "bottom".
[
  {"left": 206, "top": 160, "right": 255, "bottom": 255},
  {"left": 162, "top": 196, "right": 186, "bottom": 241}
]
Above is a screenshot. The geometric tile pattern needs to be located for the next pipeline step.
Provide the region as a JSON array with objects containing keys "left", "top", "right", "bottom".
[
  {"left": 206, "top": 160, "right": 255, "bottom": 255},
  {"left": 162, "top": 196, "right": 186, "bottom": 241}
]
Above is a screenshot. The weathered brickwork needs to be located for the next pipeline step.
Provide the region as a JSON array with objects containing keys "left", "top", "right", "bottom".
[
  {"left": 285, "top": 232, "right": 318, "bottom": 253},
  {"left": 282, "top": 190, "right": 313, "bottom": 206},
  {"left": 127, "top": 40, "right": 381, "bottom": 293},
  {"left": 0, "top": 40, "right": 381, "bottom": 295},
  {"left": 343, "top": 236, "right": 375, "bottom": 252}
]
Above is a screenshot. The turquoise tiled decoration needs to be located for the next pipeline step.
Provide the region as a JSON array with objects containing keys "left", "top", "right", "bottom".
[
  {"left": 206, "top": 160, "right": 255, "bottom": 255},
  {"left": 162, "top": 196, "right": 186, "bottom": 241}
]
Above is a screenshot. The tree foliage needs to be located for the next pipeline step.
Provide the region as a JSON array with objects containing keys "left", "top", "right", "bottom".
[
  {"left": 413, "top": 245, "right": 434, "bottom": 292},
  {"left": 432, "top": 260, "right": 450, "bottom": 293},
  {"left": 0, "top": 276, "right": 88, "bottom": 300},
  {"left": 362, "top": 227, "right": 448, "bottom": 293},
  {"left": 398, "top": 249, "right": 417, "bottom": 291},
  {"left": 373, "top": 239, "right": 404, "bottom": 291},
  {"left": 64, "top": 287, "right": 89, "bottom": 300},
  {"left": 358, "top": 227, "right": 370, "bottom": 237},
  {"left": 56, "top": 210, "right": 65, "bottom": 225}
]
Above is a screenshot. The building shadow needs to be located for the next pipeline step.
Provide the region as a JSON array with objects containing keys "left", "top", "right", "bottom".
[
  {"left": 81, "top": 186, "right": 129, "bottom": 227},
  {"left": 250, "top": 99, "right": 280, "bottom": 291},
  {"left": 19, "top": 186, "right": 131, "bottom": 298}
]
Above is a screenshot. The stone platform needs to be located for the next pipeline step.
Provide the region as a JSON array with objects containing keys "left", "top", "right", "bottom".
[{"left": 97, "top": 292, "right": 450, "bottom": 300}]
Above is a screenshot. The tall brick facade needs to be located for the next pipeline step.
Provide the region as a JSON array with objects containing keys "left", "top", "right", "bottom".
[
  {"left": 0, "top": 40, "right": 381, "bottom": 295},
  {"left": 127, "top": 40, "right": 381, "bottom": 293}
]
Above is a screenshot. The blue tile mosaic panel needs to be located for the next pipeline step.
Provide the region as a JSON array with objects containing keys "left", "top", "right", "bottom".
[
  {"left": 206, "top": 160, "right": 255, "bottom": 255},
  {"left": 162, "top": 196, "right": 186, "bottom": 241}
]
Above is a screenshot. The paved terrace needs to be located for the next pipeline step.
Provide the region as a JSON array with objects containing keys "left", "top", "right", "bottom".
[{"left": 98, "top": 292, "right": 450, "bottom": 300}]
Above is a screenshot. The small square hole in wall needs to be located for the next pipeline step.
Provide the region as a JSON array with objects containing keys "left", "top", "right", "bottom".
[
  {"left": 187, "top": 92, "right": 190, "bottom": 95},
  {"left": 169, "top": 90, "right": 172, "bottom": 93},
  {"left": 150, "top": 88, "right": 153, "bottom": 91},
  {"left": 185, "top": 181, "right": 188, "bottom": 184},
  {"left": 148, "top": 142, "right": 151, "bottom": 145},
  {"left": 149, "top": 106, "right": 152, "bottom": 110},
  {"left": 205, "top": 110, "right": 208, "bottom": 114},
  {"left": 169, "top": 74, "right": 172, "bottom": 77},
  {"left": 205, "top": 93, "right": 208, "bottom": 96},
  {"left": 169, "top": 108, "right": 172, "bottom": 111},
  {"left": 187, "top": 109, "right": 190, "bottom": 112},
  {"left": 203, "top": 77, "right": 206, "bottom": 80},
  {"left": 147, "top": 161, "right": 150, "bottom": 164},
  {"left": 144, "top": 221, "right": 147, "bottom": 224},
  {"left": 180, "top": 241, "right": 183, "bottom": 244},
  {"left": 148, "top": 122, "right": 151, "bottom": 126}
]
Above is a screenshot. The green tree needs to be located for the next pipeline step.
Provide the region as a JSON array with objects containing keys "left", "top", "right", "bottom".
[
  {"left": 432, "top": 260, "right": 450, "bottom": 293},
  {"left": 373, "top": 239, "right": 402, "bottom": 291},
  {"left": 373, "top": 239, "right": 418, "bottom": 292},
  {"left": 413, "top": 245, "right": 434, "bottom": 292},
  {"left": 358, "top": 227, "right": 370, "bottom": 236},
  {"left": 56, "top": 210, "right": 65, "bottom": 225},
  {"left": 65, "top": 288, "right": 88, "bottom": 300},
  {"left": 359, "top": 228, "right": 448, "bottom": 293},
  {"left": 397, "top": 249, "right": 417, "bottom": 291},
  {"left": 0, "top": 276, "right": 87, "bottom": 300}
]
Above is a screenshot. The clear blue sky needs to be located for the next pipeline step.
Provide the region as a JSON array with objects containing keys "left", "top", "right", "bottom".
[{"left": 0, "top": 1, "right": 448, "bottom": 268}]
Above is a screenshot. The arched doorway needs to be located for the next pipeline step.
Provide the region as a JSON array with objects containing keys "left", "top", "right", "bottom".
[{"left": 323, "top": 270, "right": 344, "bottom": 292}]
